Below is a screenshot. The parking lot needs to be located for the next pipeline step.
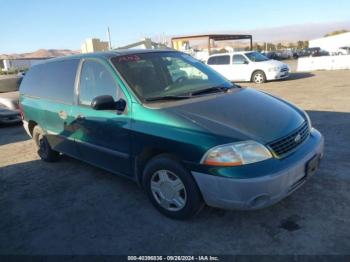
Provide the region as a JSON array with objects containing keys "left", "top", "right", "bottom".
[{"left": 1, "top": 62, "right": 350, "bottom": 255}]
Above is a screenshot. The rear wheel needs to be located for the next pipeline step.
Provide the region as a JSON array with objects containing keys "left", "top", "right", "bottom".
[
  {"left": 252, "top": 70, "right": 266, "bottom": 84},
  {"left": 142, "top": 155, "right": 204, "bottom": 220},
  {"left": 32, "top": 125, "right": 60, "bottom": 162}
]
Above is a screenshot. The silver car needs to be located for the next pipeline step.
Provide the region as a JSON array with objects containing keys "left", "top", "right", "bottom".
[{"left": 0, "top": 91, "right": 21, "bottom": 124}]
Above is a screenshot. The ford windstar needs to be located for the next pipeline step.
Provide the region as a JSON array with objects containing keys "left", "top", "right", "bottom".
[{"left": 20, "top": 50, "right": 324, "bottom": 219}]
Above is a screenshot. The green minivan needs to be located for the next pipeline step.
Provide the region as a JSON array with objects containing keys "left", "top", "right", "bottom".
[{"left": 20, "top": 50, "right": 324, "bottom": 219}]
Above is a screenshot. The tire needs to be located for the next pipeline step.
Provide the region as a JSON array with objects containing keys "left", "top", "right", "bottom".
[
  {"left": 32, "top": 125, "right": 60, "bottom": 162},
  {"left": 142, "top": 155, "right": 204, "bottom": 220},
  {"left": 252, "top": 70, "right": 266, "bottom": 84}
]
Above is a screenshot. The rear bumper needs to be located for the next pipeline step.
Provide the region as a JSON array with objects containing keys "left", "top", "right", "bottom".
[{"left": 192, "top": 128, "right": 324, "bottom": 210}]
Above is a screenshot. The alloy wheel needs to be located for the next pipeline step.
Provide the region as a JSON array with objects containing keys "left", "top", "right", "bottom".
[{"left": 254, "top": 73, "right": 264, "bottom": 84}]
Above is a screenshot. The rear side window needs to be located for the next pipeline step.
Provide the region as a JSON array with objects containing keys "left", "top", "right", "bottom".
[
  {"left": 20, "top": 59, "right": 79, "bottom": 104},
  {"left": 207, "top": 55, "right": 230, "bottom": 65},
  {"left": 207, "top": 57, "right": 217, "bottom": 65},
  {"left": 79, "top": 60, "right": 119, "bottom": 106}
]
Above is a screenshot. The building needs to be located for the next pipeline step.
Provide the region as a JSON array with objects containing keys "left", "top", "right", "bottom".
[
  {"left": 0, "top": 58, "right": 49, "bottom": 72},
  {"left": 171, "top": 34, "right": 253, "bottom": 55},
  {"left": 116, "top": 38, "right": 169, "bottom": 50},
  {"left": 309, "top": 32, "right": 350, "bottom": 53},
  {"left": 81, "top": 38, "right": 109, "bottom": 53},
  {"left": 170, "top": 34, "right": 253, "bottom": 61}
]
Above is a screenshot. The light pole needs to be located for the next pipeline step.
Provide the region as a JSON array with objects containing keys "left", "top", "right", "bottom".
[{"left": 107, "top": 27, "right": 112, "bottom": 50}]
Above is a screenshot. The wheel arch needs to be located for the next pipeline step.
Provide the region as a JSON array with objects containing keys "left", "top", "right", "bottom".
[
  {"left": 251, "top": 69, "right": 266, "bottom": 81},
  {"left": 28, "top": 120, "right": 38, "bottom": 136},
  {"left": 250, "top": 69, "right": 266, "bottom": 80},
  {"left": 134, "top": 148, "right": 182, "bottom": 188}
]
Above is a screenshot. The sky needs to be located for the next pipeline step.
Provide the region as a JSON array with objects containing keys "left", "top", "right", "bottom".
[{"left": 1, "top": 0, "right": 350, "bottom": 53}]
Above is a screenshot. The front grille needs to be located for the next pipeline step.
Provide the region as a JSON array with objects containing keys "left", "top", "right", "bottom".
[
  {"left": 267, "top": 121, "right": 310, "bottom": 157},
  {"left": 280, "top": 67, "right": 289, "bottom": 72}
]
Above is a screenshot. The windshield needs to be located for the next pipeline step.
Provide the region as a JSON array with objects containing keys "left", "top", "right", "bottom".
[
  {"left": 245, "top": 52, "right": 269, "bottom": 62},
  {"left": 111, "top": 52, "right": 233, "bottom": 101}
]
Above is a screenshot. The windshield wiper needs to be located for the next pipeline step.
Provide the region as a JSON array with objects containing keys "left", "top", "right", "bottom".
[
  {"left": 190, "top": 85, "right": 234, "bottom": 96},
  {"left": 145, "top": 85, "right": 237, "bottom": 102},
  {"left": 145, "top": 95, "right": 192, "bottom": 102}
]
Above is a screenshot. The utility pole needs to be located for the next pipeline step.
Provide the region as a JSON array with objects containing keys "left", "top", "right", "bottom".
[{"left": 107, "top": 27, "right": 112, "bottom": 50}]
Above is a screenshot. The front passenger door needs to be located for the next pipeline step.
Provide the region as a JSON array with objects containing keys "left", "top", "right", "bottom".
[
  {"left": 71, "top": 59, "right": 132, "bottom": 176},
  {"left": 231, "top": 54, "right": 250, "bottom": 81}
]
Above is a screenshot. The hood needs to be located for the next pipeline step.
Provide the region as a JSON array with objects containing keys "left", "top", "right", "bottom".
[
  {"left": 257, "top": 59, "right": 288, "bottom": 69},
  {"left": 165, "top": 88, "right": 305, "bottom": 144}
]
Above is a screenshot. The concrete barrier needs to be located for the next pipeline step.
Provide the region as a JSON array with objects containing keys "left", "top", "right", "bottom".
[{"left": 297, "top": 55, "right": 350, "bottom": 72}]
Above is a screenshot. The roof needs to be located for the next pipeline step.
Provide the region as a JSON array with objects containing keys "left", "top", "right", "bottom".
[
  {"left": 36, "top": 49, "right": 179, "bottom": 64},
  {"left": 171, "top": 34, "right": 252, "bottom": 41}
]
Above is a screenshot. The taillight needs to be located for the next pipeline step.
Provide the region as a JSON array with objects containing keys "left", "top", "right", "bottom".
[{"left": 19, "top": 103, "right": 24, "bottom": 120}]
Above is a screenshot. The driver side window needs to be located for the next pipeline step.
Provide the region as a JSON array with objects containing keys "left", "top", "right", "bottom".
[{"left": 79, "top": 60, "right": 119, "bottom": 106}]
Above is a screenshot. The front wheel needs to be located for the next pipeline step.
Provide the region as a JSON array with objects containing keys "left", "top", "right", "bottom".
[
  {"left": 252, "top": 70, "right": 266, "bottom": 84},
  {"left": 142, "top": 155, "right": 204, "bottom": 220}
]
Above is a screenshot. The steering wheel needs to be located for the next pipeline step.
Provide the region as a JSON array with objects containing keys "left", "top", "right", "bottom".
[{"left": 175, "top": 76, "right": 188, "bottom": 84}]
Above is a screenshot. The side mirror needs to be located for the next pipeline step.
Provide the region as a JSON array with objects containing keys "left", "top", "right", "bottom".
[
  {"left": 243, "top": 60, "right": 249, "bottom": 64},
  {"left": 91, "top": 95, "right": 116, "bottom": 110},
  {"left": 115, "top": 98, "right": 127, "bottom": 112},
  {"left": 91, "top": 95, "right": 127, "bottom": 112}
]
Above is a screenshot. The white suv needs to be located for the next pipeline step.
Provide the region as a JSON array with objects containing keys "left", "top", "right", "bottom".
[{"left": 206, "top": 51, "right": 290, "bottom": 84}]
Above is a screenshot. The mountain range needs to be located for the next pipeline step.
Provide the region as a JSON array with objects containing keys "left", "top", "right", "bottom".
[
  {"left": 247, "top": 21, "right": 350, "bottom": 42},
  {"left": 0, "top": 49, "right": 79, "bottom": 60},
  {"left": 168, "top": 20, "right": 350, "bottom": 44}
]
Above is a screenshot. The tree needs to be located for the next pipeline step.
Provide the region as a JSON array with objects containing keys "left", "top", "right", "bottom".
[
  {"left": 269, "top": 43, "right": 277, "bottom": 51},
  {"left": 296, "top": 40, "right": 308, "bottom": 49},
  {"left": 288, "top": 42, "right": 296, "bottom": 49},
  {"left": 277, "top": 43, "right": 283, "bottom": 50},
  {"left": 297, "top": 41, "right": 304, "bottom": 49},
  {"left": 252, "top": 43, "right": 263, "bottom": 51}
]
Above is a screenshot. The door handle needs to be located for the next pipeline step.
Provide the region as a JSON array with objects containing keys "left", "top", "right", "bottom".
[{"left": 75, "top": 114, "right": 85, "bottom": 121}]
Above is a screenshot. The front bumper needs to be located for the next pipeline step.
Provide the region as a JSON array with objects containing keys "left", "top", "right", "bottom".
[
  {"left": 192, "top": 128, "right": 324, "bottom": 210},
  {"left": 266, "top": 69, "right": 290, "bottom": 80}
]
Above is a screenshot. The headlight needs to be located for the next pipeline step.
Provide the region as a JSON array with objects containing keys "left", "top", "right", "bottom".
[
  {"left": 268, "top": 67, "right": 280, "bottom": 72},
  {"left": 0, "top": 103, "right": 7, "bottom": 109},
  {"left": 201, "top": 141, "right": 272, "bottom": 166}
]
